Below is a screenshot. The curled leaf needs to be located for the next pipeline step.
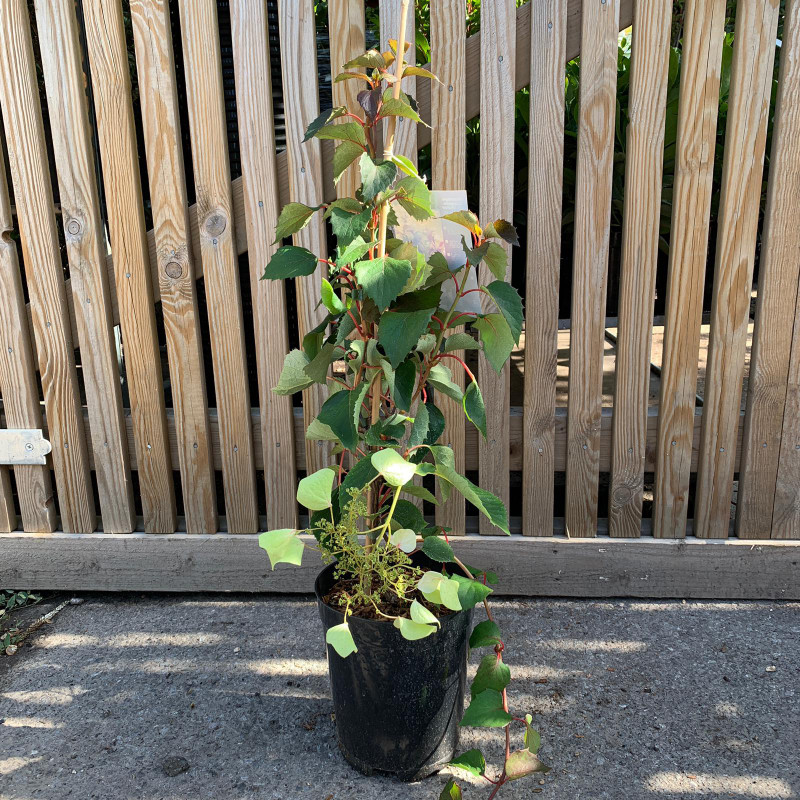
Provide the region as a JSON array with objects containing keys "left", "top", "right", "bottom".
[
  {"left": 409, "top": 599, "right": 440, "bottom": 627},
  {"left": 258, "top": 529, "right": 304, "bottom": 570},
  {"left": 326, "top": 621, "right": 358, "bottom": 658},
  {"left": 504, "top": 748, "right": 550, "bottom": 781},
  {"left": 393, "top": 616, "right": 437, "bottom": 640},
  {"left": 389, "top": 528, "right": 417, "bottom": 553}
]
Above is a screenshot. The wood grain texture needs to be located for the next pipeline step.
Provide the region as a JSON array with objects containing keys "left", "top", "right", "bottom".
[
  {"left": 278, "top": 0, "right": 330, "bottom": 475},
  {"left": 35, "top": 0, "right": 135, "bottom": 533},
  {"left": 522, "top": 0, "right": 566, "bottom": 537},
  {"left": 3, "top": 532, "right": 797, "bottom": 599},
  {"left": 0, "top": 127, "right": 56, "bottom": 532},
  {"left": 329, "top": 0, "right": 365, "bottom": 197},
  {"left": 25, "top": 0, "right": 636, "bottom": 344},
  {"left": 177, "top": 0, "right": 257, "bottom": 533},
  {"left": 478, "top": 0, "right": 515, "bottom": 534},
  {"left": 694, "top": 0, "right": 781, "bottom": 539},
  {"left": 0, "top": 0, "right": 95, "bottom": 533},
  {"left": 231, "top": 0, "right": 298, "bottom": 530},
  {"left": 65, "top": 405, "right": 742, "bottom": 476},
  {"left": 83, "top": 0, "right": 175, "bottom": 534},
  {"left": 653, "top": 0, "right": 726, "bottom": 539},
  {"left": 609, "top": 0, "right": 671, "bottom": 538},
  {"left": 380, "top": 0, "right": 417, "bottom": 165},
  {"left": 565, "top": 0, "right": 619, "bottom": 537},
  {"left": 431, "top": 0, "right": 466, "bottom": 535},
  {"left": 130, "top": 0, "right": 217, "bottom": 533},
  {"left": 739, "top": 0, "right": 800, "bottom": 540}
]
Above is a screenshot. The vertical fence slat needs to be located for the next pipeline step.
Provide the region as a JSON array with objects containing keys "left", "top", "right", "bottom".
[
  {"left": 0, "top": 465, "right": 12, "bottom": 532},
  {"left": 231, "top": 0, "right": 298, "bottom": 529},
  {"left": 431, "top": 0, "right": 466, "bottom": 534},
  {"left": 765, "top": 0, "right": 800, "bottom": 540},
  {"left": 609, "top": 0, "right": 671, "bottom": 538},
  {"left": 0, "top": 128, "right": 57, "bottom": 532},
  {"left": 0, "top": 0, "right": 96, "bottom": 533},
  {"left": 738, "top": 0, "right": 800, "bottom": 539},
  {"left": 329, "top": 0, "right": 365, "bottom": 197},
  {"left": 130, "top": 0, "right": 217, "bottom": 533},
  {"left": 380, "top": 0, "right": 417, "bottom": 165},
  {"left": 477, "top": 0, "right": 515, "bottom": 534},
  {"left": 653, "top": 0, "right": 725, "bottom": 539},
  {"left": 278, "top": 0, "right": 330, "bottom": 476},
  {"left": 564, "top": 0, "right": 619, "bottom": 537},
  {"left": 35, "top": 0, "right": 135, "bottom": 533},
  {"left": 177, "top": 0, "right": 258, "bottom": 533},
  {"left": 694, "top": 0, "right": 781, "bottom": 539},
  {"left": 83, "top": 0, "right": 176, "bottom": 533},
  {"left": 522, "top": 0, "right": 566, "bottom": 537}
]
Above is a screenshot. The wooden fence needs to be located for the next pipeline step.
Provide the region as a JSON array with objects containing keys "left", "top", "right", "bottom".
[{"left": 0, "top": 0, "right": 799, "bottom": 599}]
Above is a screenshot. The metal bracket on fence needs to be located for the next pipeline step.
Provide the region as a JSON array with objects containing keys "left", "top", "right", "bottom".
[{"left": 0, "top": 430, "right": 52, "bottom": 465}]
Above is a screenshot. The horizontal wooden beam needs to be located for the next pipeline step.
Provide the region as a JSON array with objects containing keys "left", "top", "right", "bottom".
[
  {"left": 1, "top": 529, "right": 795, "bottom": 598},
  {"left": 30, "top": 0, "right": 635, "bottom": 340},
  {"left": 110, "top": 406, "right": 739, "bottom": 474}
]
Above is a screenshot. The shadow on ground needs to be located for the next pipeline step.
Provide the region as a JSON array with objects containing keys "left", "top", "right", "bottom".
[{"left": 0, "top": 595, "right": 798, "bottom": 799}]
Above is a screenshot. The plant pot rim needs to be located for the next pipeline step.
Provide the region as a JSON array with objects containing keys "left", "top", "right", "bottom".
[{"left": 314, "top": 559, "right": 470, "bottom": 630}]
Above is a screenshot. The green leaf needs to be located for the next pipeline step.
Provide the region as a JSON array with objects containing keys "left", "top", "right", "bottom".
[
  {"left": 463, "top": 380, "right": 486, "bottom": 438},
  {"left": 273, "top": 349, "right": 313, "bottom": 395},
  {"left": 391, "top": 359, "right": 416, "bottom": 411},
  {"left": 451, "top": 573, "right": 493, "bottom": 611},
  {"left": 484, "top": 218, "right": 519, "bottom": 246},
  {"left": 466, "top": 564, "right": 499, "bottom": 585},
  {"left": 469, "top": 620, "right": 502, "bottom": 649},
  {"left": 326, "top": 622, "right": 358, "bottom": 658},
  {"left": 304, "top": 106, "right": 347, "bottom": 142},
  {"left": 380, "top": 96, "right": 425, "bottom": 124},
  {"left": 461, "top": 238, "right": 490, "bottom": 266},
  {"left": 372, "top": 448, "right": 417, "bottom": 487},
  {"left": 343, "top": 49, "right": 386, "bottom": 71},
  {"left": 305, "top": 417, "right": 339, "bottom": 442},
  {"left": 460, "top": 689, "right": 512, "bottom": 728},
  {"left": 392, "top": 499, "right": 427, "bottom": 533},
  {"left": 401, "top": 483, "right": 438, "bottom": 505},
  {"left": 442, "top": 209, "right": 481, "bottom": 236},
  {"left": 274, "top": 202, "right": 318, "bottom": 242},
  {"left": 484, "top": 281, "right": 523, "bottom": 342},
  {"left": 427, "top": 363, "right": 464, "bottom": 403},
  {"left": 418, "top": 571, "right": 461, "bottom": 611},
  {"left": 410, "top": 599, "right": 440, "bottom": 627},
  {"left": 439, "top": 779, "right": 462, "bottom": 800},
  {"left": 430, "top": 446, "right": 510, "bottom": 534},
  {"left": 259, "top": 529, "right": 303, "bottom": 569},
  {"left": 524, "top": 714, "right": 541, "bottom": 755},
  {"left": 337, "top": 235, "right": 374, "bottom": 267},
  {"left": 444, "top": 333, "right": 480, "bottom": 352},
  {"left": 390, "top": 153, "right": 420, "bottom": 178},
  {"left": 482, "top": 241, "right": 508, "bottom": 281},
  {"left": 395, "top": 175, "right": 433, "bottom": 220},
  {"left": 408, "top": 401, "right": 429, "bottom": 448},
  {"left": 304, "top": 341, "right": 335, "bottom": 385},
  {"left": 393, "top": 616, "right": 437, "bottom": 640},
  {"left": 389, "top": 528, "right": 417, "bottom": 553},
  {"left": 449, "top": 749, "right": 486, "bottom": 778},
  {"left": 355, "top": 256, "right": 412, "bottom": 310},
  {"left": 421, "top": 536, "right": 455, "bottom": 563},
  {"left": 504, "top": 749, "right": 550, "bottom": 781},
  {"left": 391, "top": 283, "right": 442, "bottom": 312},
  {"left": 403, "top": 66, "right": 440, "bottom": 81},
  {"left": 359, "top": 153, "right": 397, "bottom": 200},
  {"left": 422, "top": 401, "right": 446, "bottom": 446},
  {"left": 315, "top": 121, "right": 366, "bottom": 147},
  {"left": 302, "top": 316, "right": 330, "bottom": 360},
  {"left": 318, "top": 390, "right": 357, "bottom": 451},
  {"left": 471, "top": 653, "right": 510, "bottom": 697},
  {"left": 263, "top": 245, "right": 318, "bottom": 279},
  {"left": 296, "top": 467, "right": 335, "bottom": 511},
  {"left": 416, "top": 333, "right": 437, "bottom": 354},
  {"left": 338, "top": 456, "right": 378, "bottom": 514},
  {"left": 320, "top": 279, "right": 345, "bottom": 315},
  {"left": 330, "top": 206, "right": 372, "bottom": 249},
  {"left": 378, "top": 308, "right": 434, "bottom": 368},
  {"left": 333, "top": 140, "right": 364, "bottom": 184},
  {"left": 473, "top": 313, "right": 515, "bottom": 375}
]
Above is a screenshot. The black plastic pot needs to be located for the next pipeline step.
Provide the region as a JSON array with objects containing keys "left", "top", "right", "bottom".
[{"left": 315, "top": 556, "right": 473, "bottom": 781}]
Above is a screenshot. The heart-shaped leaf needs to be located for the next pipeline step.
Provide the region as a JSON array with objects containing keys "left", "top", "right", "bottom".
[
  {"left": 393, "top": 616, "right": 437, "bottom": 640},
  {"left": 263, "top": 245, "right": 318, "bottom": 279},
  {"left": 471, "top": 653, "right": 511, "bottom": 697},
  {"left": 449, "top": 749, "right": 486, "bottom": 777},
  {"left": 258, "top": 529, "right": 303, "bottom": 570},
  {"left": 371, "top": 448, "right": 417, "bottom": 487},
  {"left": 410, "top": 599, "right": 440, "bottom": 627},
  {"left": 273, "top": 202, "right": 318, "bottom": 242},
  {"left": 389, "top": 528, "right": 417, "bottom": 553},
  {"left": 296, "top": 468, "right": 335, "bottom": 511},
  {"left": 421, "top": 536, "right": 455, "bottom": 563},
  {"left": 460, "top": 688, "right": 511, "bottom": 728},
  {"left": 326, "top": 622, "right": 358, "bottom": 658},
  {"left": 504, "top": 748, "right": 550, "bottom": 781},
  {"left": 469, "top": 620, "right": 502, "bottom": 649}
]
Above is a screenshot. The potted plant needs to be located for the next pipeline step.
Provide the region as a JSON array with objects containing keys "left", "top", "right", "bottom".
[{"left": 259, "top": 2, "right": 548, "bottom": 795}]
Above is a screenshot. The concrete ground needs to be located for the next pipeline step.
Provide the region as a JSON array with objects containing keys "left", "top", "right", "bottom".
[{"left": 0, "top": 595, "right": 798, "bottom": 800}]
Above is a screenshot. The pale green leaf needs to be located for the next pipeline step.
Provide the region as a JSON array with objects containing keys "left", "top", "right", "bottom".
[
  {"left": 410, "top": 599, "right": 440, "bottom": 627},
  {"left": 326, "top": 622, "right": 358, "bottom": 658},
  {"left": 389, "top": 528, "right": 417, "bottom": 553},
  {"left": 297, "top": 468, "right": 335, "bottom": 511},
  {"left": 393, "top": 616, "right": 437, "bottom": 640},
  {"left": 273, "top": 349, "right": 313, "bottom": 395},
  {"left": 371, "top": 448, "right": 417, "bottom": 487},
  {"left": 258, "top": 529, "right": 304, "bottom": 570}
]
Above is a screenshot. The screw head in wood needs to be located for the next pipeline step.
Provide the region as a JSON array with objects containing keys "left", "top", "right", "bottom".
[
  {"left": 165, "top": 261, "right": 183, "bottom": 279},
  {"left": 66, "top": 218, "right": 82, "bottom": 236}
]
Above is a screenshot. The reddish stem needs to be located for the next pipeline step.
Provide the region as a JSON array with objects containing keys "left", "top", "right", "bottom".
[{"left": 437, "top": 352, "right": 476, "bottom": 383}]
